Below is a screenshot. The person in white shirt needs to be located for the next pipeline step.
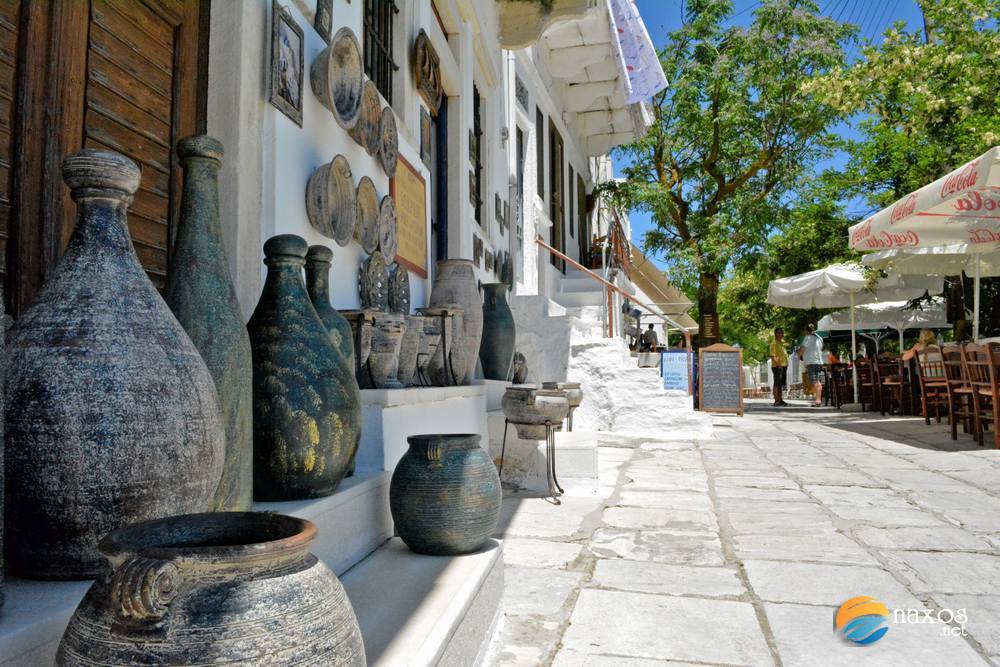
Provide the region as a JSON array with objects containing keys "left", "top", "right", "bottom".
[{"left": 798, "top": 323, "right": 825, "bottom": 407}]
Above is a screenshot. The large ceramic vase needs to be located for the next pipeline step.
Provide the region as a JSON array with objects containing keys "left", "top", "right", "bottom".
[
  {"left": 164, "top": 135, "right": 253, "bottom": 512},
  {"left": 305, "top": 245, "right": 356, "bottom": 370},
  {"left": 390, "top": 434, "right": 501, "bottom": 555},
  {"left": 56, "top": 512, "right": 365, "bottom": 666},
  {"left": 480, "top": 283, "right": 516, "bottom": 381},
  {"left": 428, "top": 260, "right": 482, "bottom": 384},
  {"left": 4, "top": 150, "right": 225, "bottom": 579},
  {"left": 247, "top": 235, "right": 361, "bottom": 501},
  {"left": 501, "top": 386, "right": 569, "bottom": 440}
]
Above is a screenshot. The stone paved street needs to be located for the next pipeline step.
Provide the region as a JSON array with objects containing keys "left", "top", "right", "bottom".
[{"left": 485, "top": 399, "right": 1000, "bottom": 666}]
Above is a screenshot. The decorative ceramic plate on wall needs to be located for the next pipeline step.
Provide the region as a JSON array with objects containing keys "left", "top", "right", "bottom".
[
  {"left": 379, "top": 106, "right": 398, "bottom": 178},
  {"left": 305, "top": 154, "right": 355, "bottom": 246},
  {"left": 355, "top": 176, "right": 379, "bottom": 254},
  {"left": 310, "top": 27, "right": 363, "bottom": 130},
  {"left": 379, "top": 194, "right": 398, "bottom": 263},
  {"left": 349, "top": 79, "right": 382, "bottom": 156},
  {"left": 360, "top": 250, "right": 389, "bottom": 310},
  {"left": 388, "top": 262, "right": 410, "bottom": 314}
]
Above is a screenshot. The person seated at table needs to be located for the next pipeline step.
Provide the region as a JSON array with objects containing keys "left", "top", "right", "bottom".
[
  {"left": 639, "top": 324, "right": 659, "bottom": 352},
  {"left": 827, "top": 348, "right": 841, "bottom": 364},
  {"left": 902, "top": 328, "right": 938, "bottom": 362}
]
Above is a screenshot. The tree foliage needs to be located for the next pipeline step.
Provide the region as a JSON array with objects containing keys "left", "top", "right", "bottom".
[{"left": 601, "top": 0, "right": 853, "bottom": 343}]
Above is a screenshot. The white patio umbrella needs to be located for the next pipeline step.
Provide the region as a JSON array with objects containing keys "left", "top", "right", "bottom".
[
  {"left": 817, "top": 297, "right": 948, "bottom": 351},
  {"left": 848, "top": 146, "right": 1000, "bottom": 340},
  {"left": 862, "top": 243, "right": 1000, "bottom": 341},
  {"left": 767, "top": 263, "right": 943, "bottom": 403}
]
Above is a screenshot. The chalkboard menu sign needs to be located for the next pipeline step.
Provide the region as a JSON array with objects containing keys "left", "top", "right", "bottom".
[{"left": 698, "top": 343, "right": 743, "bottom": 415}]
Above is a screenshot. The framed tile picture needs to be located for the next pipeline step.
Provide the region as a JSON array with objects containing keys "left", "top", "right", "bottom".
[
  {"left": 269, "top": 2, "right": 304, "bottom": 126},
  {"left": 314, "top": 0, "right": 333, "bottom": 43},
  {"left": 420, "top": 106, "right": 432, "bottom": 168}
]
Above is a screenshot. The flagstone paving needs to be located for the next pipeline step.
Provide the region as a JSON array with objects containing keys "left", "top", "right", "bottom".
[{"left": 485, "top": 399, "right": 1000, "bottom": 666}]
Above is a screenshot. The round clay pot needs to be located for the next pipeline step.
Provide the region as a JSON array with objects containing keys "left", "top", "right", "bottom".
[
  {"left": 56, "top": 512, "right": 365, "bottom": 666},
  {"left": 5, "top": 150, "right": 225, "bottom": 579},
  {"left": 397, "top": 314, "right": 423, "bottom": 387},
  {"left": 379, "top": 106, "right": 398, "bottom": 177},
  {"left": 354, "top": 176, "right": 379, "bottom": 254},
  {"left": 480, "top": 283, "right": 515, "bottom": 381},
  {"left": 428, "top": 260, "right": 483, "bottom": 385},
  {"left": 390, "top": 434, "right": 500, "bottom": 555},
  {"left": 348, "top": 79, "right": 381, "bottom": 155},
  {"left": 379, "top": 195, "right": 398, "bottom": 264},
  {"left": 501, "top": 387, "right": 569, "bottom": 440},
  {"left": 341, "top": 309, "right": 376, "bottom": 382},
  {"left": 310, "top": 27, "right": 364, "bottom": 130},
  {"left": 363, "top": 312, "right": 406, "bottom": 389},
  {"left": 543, "top": 381, "right": 583, "bottom": 408},
  {"left": 306, "top": 155, "right": 355, "bottom": 246}
]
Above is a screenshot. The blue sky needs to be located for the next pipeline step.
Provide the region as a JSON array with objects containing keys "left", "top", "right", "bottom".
[{"left": 615, "top": 0, "right": 928, "bottom": 270}]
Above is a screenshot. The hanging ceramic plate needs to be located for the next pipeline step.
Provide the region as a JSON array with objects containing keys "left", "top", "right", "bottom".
[
  {"left": 378, "top": 194, "right": 398, "bottom": 263},
  {"left": 359, "top": 250, "right": 389, "bottom": 310},
  {"left": 305, "top": 154, "right": 355, "bottom": 246},
  {"left": 355, "top": 176, "right": 379, "bottom": 254},
  {"left": 379, "top": 106, "right": 398, "bottom": 178},
  {"left": 348, "top": 79, "right": 381, "bottom": 156},
  {"left": 310, "top": 27, "right": 363, "bottom": 130},
  {"left": 388, "top": 262, "right": 410, "bottom": 314}
]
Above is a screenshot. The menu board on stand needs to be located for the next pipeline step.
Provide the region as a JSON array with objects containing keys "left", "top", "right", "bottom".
[
  {"left": 697, "top": 343, "right": 743, "bottom": 415},
  {"left": 660, "top": 350, "right": 691, "bottom": 393}
]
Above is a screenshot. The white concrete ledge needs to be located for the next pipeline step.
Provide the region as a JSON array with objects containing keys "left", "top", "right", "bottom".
[{"left": 342, "top": 538, "right": 504, "bottom": 667}]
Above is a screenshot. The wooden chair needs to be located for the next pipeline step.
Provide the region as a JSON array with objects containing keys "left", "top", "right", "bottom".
[
  {"left": 916, "top": 345, "right": 949, "bottom": 426},
  {"left": 941, "top": 344, "right": 974, "bottom": 439},
  {"left": 877, "top": 356, "right": 905, "bottom": 415},
  {"left": 856, "top": 359, "right": 876, "bottom": 411},
  {"left": 828, "top": 363, "right": 850, "bottom": 408},
  {"left": 963, "top": 343, "right": 999, "bottom": 447}
]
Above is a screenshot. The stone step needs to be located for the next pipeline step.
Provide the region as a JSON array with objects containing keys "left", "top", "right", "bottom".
[
  {"left": 553, "top": 290, "right": 605, "bottom": 308},
  {"left": 559, "top": 276, "right": 602, "bottom": 293},
  {"left": 341, "top": 538, "right": 503, "bottom": 667}
]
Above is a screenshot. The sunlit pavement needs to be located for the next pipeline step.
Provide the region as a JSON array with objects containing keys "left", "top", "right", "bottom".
[{"left": 485, "top": 399, "right": 1000, "bottom": 666}]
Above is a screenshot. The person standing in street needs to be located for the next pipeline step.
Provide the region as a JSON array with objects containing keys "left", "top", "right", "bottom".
[
  {"left": 769, "top": 327, "right": 788, "bottom": 407},
  {"left": 798, "top": 323, "right": 825, "bottom": 407}
]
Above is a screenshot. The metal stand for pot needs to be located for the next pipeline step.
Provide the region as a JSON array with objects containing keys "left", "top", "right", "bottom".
[
  {"left": 567, "top": 406, "right": 577, "bottom": 432},
  {"left": 498, "top": 419, "right": 563, "bottom": 504}
]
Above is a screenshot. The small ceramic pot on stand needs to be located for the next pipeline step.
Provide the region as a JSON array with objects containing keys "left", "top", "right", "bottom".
[
  {"left": 365, "top": 312, "right": 405, "bottom": 389},
  {"left": 414, "top": 316, "right": 441, "bottom": 386},
  {"left": 397, "top": 314, "right": 423, "bottom": 387},
  {"left": 542, "top": 381, "right": 583, "bottom": 431},
  {"left": 417, "top": 306, "right": 465, "bottom": 386},
  {"left": 341, "top": 309, "right": 376, "bottom": 384}
]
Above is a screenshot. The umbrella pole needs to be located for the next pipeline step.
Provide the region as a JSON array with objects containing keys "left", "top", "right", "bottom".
[
  {"left": 851, "top": 291, "right": 859, "bottom": 404},
  {"left": 974, "top": 255, "right": 981, "bottom": 342},
  {"left": 898, "top": 327, "right": 904, "bottom": 352}
]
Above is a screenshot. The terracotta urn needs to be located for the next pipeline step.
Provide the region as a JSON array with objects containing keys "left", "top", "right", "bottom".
[
  {"left": 247, "top": 235, "right": 361, "bottom": 501},
  {"left": 305, "top": 245, "right": 357, "bottom": 370},
  {"left": 428, "top": 260, "right": 482, "bottom": 384},
  {"left": 363, "top": 311, "right": 406, "bottom": 389},
  {"left": 341, "top": 309, "right": 376, "bottom": 383},
  {"left": 5, "top": 150, "right": 225, "bottom": 579},
  {"left": 397, "top": 314, "right": 423, "bottom": 387},
  {"left": 501, "top": 386, "right": 569, "bottom": 440},
  {"left": 57, "top": 512, "right": 365, "bottom": 666},
  {"left": 164, "top": 135, "right": 253, "bottom": 512},
  {"left": 390, "top": 434, "right": 501, "bottom": 555},
  {"left": 480, "top": 282, "right": 516, "bottom": 381}
]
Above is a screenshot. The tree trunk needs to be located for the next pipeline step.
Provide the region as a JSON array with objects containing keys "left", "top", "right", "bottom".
[{"left": 698, "top": 272, "right": 720, "bottom": 346}]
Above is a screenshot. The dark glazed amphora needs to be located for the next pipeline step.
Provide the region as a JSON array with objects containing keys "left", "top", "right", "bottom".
[
  {"left": 56, "top": 512, "right": 365, "bottom": 666},
  {"left": 164, "top": 135, "right": 253, "bottom": 512},
  {"left": 390, "top": 434, "right": 501, "bottom": 555},
  {"left": 247, "top": 235, "right": 361, "bottom": 500},
  {"left": 4, "top": 150, "right": 225, "bottom": 579},
  {"left": 480, "top": 282, "right": 516, "bottom": 381},
  {"left": 305, "top": 245, "right": 357, "bottom": 370}
]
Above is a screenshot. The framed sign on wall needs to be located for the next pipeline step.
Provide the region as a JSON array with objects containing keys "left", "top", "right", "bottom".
[{"left": 389, "top": 155, "right": 428, "bottom": 278}]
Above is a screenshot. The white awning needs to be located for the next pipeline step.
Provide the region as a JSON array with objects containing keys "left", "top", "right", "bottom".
[{"left": 818, "top": 298, "right": 948, "bottom": 332}]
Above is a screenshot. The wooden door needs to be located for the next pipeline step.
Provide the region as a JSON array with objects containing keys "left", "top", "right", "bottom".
[
  {"left": 548, "top": 119, "right": 563, "bottom": 271},
  {"left": 7, "top": 0, "right": 206, "bottom": 316},
  {"left": 577, "top": 173, "right": 587, "bottom": 265},
  {"left": 0, "top": 0, "right": 21, "bottom": 309}
]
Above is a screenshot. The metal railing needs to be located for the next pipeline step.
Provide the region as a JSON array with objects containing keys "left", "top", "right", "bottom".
[{"left": 535, "top": 235, "right": 692, "bottom": 346}]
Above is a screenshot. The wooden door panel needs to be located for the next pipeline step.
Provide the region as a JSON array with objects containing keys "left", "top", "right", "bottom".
[{"left": 0, "top": 0, "right": 18, "bottom": 299}]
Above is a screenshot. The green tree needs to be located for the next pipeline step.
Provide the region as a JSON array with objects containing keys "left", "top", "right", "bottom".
[{"left": 602, "top": 0, "right": 853, "bottom": 345}]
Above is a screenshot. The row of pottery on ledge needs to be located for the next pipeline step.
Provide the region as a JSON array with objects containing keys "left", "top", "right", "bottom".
[
  {"left": 57, "top": 512, "right": 365, "bottom": 666},
  {"left": 390, "top": 434, "right": 501, "bottom": 555}
]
